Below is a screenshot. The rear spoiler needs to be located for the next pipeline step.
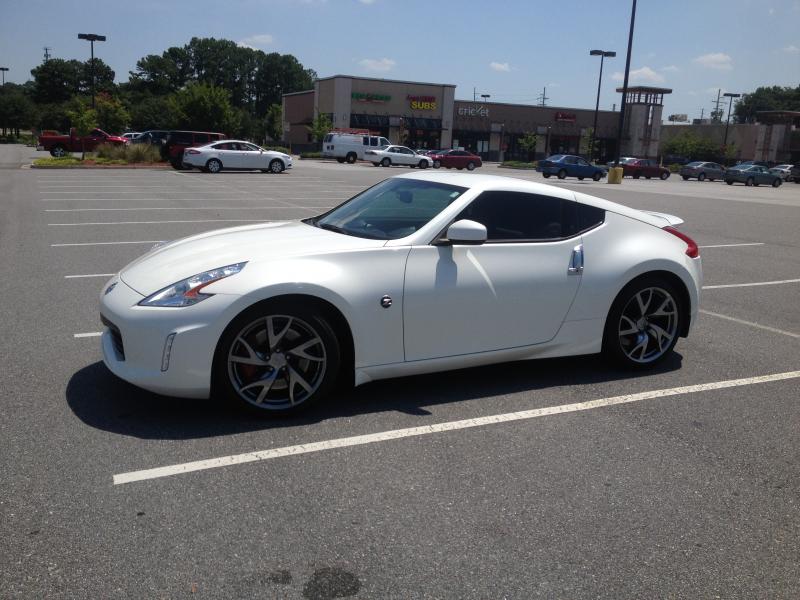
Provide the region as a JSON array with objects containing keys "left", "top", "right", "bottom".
[{"left": 640, "top": 210, "right": 684, "bottom": 227}]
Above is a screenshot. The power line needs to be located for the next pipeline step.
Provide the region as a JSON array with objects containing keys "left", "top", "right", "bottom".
[
  {"left": 43, "top": 47, "right": 52, "bottom": 62},
  {"left": 536, "top": 86, "right": 549, "bottom": 106}
]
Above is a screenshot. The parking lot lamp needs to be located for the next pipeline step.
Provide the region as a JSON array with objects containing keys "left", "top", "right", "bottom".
[
  {"left": 0, "top": 67, "right": 8, "bottom": 86},
  {"left": 613, "top": 0, "right": 637, "bottom": 171},
  {"left": 589, "top": 50, "right": 615, "bottom": 162},
  {"left": 77, "top": 33, "right": 106, "bottom": 108},
  {"left": 723, "top": 92, "right": 741, "bottom": 148}
]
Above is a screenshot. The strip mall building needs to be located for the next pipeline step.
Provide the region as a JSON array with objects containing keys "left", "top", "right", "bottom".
[{"left": 283, "top": 74, "right": 670, "bottom": 161}]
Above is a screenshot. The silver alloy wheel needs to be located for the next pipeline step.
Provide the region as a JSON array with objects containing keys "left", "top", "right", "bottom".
[
  {"left": 227, "top": 314, "right": 327, "bottom": 410},
  {"left": 433, "top": 160, "right": 441, "bottom": 168},
  {"left": 207, "top": 159, "right": 221, "bottom": 173},
  {"left": 52, "top": 146, "right": 66, "bottom": 157},
  {"left": 270, "top": 159, "right": 284, "bottom": 173},
  {"left": 617, "top": 287, "right": 678, "bottom": 364},
  {"left": 381, "top": 158, "right": 391, "bottom": 167},
  {"left": 467, "top": 162, "right": 475, "bottom": 171}
]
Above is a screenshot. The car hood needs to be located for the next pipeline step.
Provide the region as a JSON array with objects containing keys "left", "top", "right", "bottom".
[{"left": 119, "top": 220, "right": 384, "bottom": 295}]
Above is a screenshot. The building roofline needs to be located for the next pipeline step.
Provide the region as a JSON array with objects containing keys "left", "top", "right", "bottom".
[
  {"left": 315, "top": 74, "right": 456, "bottom": 88},
  {"left": 616, "top": 86, "right": 672, "bottom": 94},
  {"left": 454, "top": 98, "right": 616, "bottom": 115},
  {"left": 282, "top": 90, "right": 314, "bottom": 97}
]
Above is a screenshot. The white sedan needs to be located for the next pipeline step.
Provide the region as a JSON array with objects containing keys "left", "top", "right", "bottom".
[
  {"left": 365, "top": 145, "right": 433, "bottom": 168},
  {"left": 183, "top": 140, "right": 293, "bottom": 173},
  {"left": 99, "top": 173, "right": 702, "bottom": 416}
]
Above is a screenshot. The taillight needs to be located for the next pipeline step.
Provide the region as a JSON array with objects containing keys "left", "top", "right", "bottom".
[
  {"left": 663, "top": 226, "right": 699, "bottom": 258},
  {"left": 186, "top": 149, "right": 201, "bottom": 155}
]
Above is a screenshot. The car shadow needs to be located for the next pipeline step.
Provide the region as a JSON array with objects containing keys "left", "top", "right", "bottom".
[{"left": 66, "top": 353, "right": 682, "bottom": 440}]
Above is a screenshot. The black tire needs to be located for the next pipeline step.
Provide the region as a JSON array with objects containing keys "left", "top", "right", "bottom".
[
  {"left": 206, "top": 158, "right": 222, "bottom": 173},
  {"left": 50, "top": 145, "right": 67, "bottom": 158},
  {"left": 171, "top": 160, "right": 185, "bottom": 170},
  {"left": 772, "top": 178, "right": 781, "bottom": 187},
  {"left": 726, "top": 180, "right": 734, "bottom": 185},
  {"left": 794, "top": 178, "right": 800, "bottom": 184},
  {"left": 578, "top": 176, "right": 585, "bottom": 181},
  {"left": 372, "top": 162, "right": 380, "bottom": 167},
  {"left": 645, "top": 175, "right": 651, "bottom": 179},
  {"left": 746, "top": 177, "right": 754, "bottom": 187},
  {"left": 336, "top": 157, "right": 345, "bottom": 164},
  {"left": 466, "top": 161, "right": 476, "bottom": 171},
  {"left": 603, "top": 275, "right": 683, "bottom": 369},
  {"left": 433, "top": 160, "right": 441, "bottom": 169},
  {"left": 269, "top": 159, "right": 284, "bottom": 174},
  {"left": 543, "top": 173, "right": 551, "bottom": 179},
  {"left": 213, "top": 300, "right": 341, "bottom": 416},
  {"left": 633, "top": 173, "right": 640, "bottom": 179},
  {"left": 381, "top": 157, "right": 391, "bottom": 167},
  {"left": 557, "top": 169, "right": 567, "bottom": 179},
  {"left": 592, "top": 171, "right": 602, "bottom": 181},
  {"left": 681, "top": 175, "right": 689, "bottom": 180},
  {"left": 698, "top": 172, "right": 706, "bottom": 181},
  {"left": 660, "top": 171, "right": 669, "bottom": 180},
  {"left": 419, "top": 160, "right": 428, "bottom": 169},
  {"left": 346, "top": 152, "right": 357, "bottom": 164}
]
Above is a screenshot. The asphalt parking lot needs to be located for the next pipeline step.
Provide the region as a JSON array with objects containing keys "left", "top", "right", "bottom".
[{"left": 2, "top": 144, "right": 799, "bottom": 599}]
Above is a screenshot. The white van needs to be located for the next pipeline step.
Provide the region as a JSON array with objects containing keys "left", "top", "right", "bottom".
[{"left": 322, "top": 132, "right": 391, "bottom": 163}]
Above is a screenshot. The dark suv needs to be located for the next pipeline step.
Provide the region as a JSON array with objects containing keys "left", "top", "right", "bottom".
[
  {"left": 163, "top": 130, "right": 226, "bottom": 169},
  {"left": 789, "top": 164, "right": 800, "bottom": 184}
]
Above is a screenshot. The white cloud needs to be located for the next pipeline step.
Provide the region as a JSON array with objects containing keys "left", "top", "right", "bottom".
[
  {"left": 547, "top": 82, "right": 560, "bottom": 88},
  {"left": 238, "top": 34, "right": 274, "bottom": 49},
  {"left": 660, "top": 65, "right": 680, "bottom": 72},
  {"left": 611, "top": 66, "right": 665, "bottom": 84},
  {"left": 692, "top": 52, "right": 733, "bottom": 70},
  {"left": 358, "top": 57, "right": 396, "bottom": 72},
  {"left": 783, "top": 44, "right": 800, "bottom": 54},
  {"left": 768, "top": 7, "right": 775, "bottom": 15},
  {"left": 489, "top": 61, "right": 511, "bottom": 72},
  {"left": 358, "top": 0, "right": 378, "bottom": 4}
]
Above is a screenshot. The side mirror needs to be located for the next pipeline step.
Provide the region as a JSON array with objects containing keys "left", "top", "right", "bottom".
[{"left": 441, "top": 219, "right": 487, "bottom": 245}]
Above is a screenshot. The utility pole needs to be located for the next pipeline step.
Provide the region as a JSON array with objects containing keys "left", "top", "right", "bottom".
[
  {"left": 590, "top": 49, "right": 616, "bottom": 161},
  {"left": 473, "top": 87, "right": 476, "bottom": 102},
  {"left": 613, "top": 0, "right": 637, "bottom": 168},
  {"left": 711, "top": 89, "right": 724, "bottom": 123},
  {"left": 537, "top": 86, "right": 549, "bottom": 106},
  {"left": 43, "top": 47, "right": 52, "bottom": 62},
  {"left": 723, "top": 92, "right": 741, "bottom": 147},
  {"left": 700, "top": 108, "right": 704, "bottom": 121}
]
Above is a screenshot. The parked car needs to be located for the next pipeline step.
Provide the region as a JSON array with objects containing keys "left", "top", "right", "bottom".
[
  {"left": 427, "top": 149, "right": 482, "bottom": 170},
  {"left": 37, "top": 127, "right": 128, "bottom": 157},
  {"left": 121, "top": 132, "right": 141, "bottom": 141},
  {"left": 606, "top": 157, "right": 637, "bottom": 168},
  {"left": 662, "top": 155, "right": 691, "bottom": 166},
  {"left": 538, "top": 154, "right": 606, "bottom": 181},
  {"left": 99, "top": 172, "right": 702, "bottom": 416},
  {"left": 162, "top": 130, "right": 226, "bottom": 169},
  {"left": 679, "top": 161, "right": 725, "bottom": 181},
  {"left": 733, "top": 160, "right": 771, "bottom": 168},
  {"left": 365, "top": 145, "right": 433, "bottom": 168},
  {"left": 621, "top": 158, "right": 670, "bottom": 180},
  {"left": 724, "top": 164, "right": 782, "bottom": 187},
  {"left": 769, "top": 164, "right": 794, "bottom": 181},
  {"left": 322, "top": 131, "right": 391, "bottom": 163},
  {"left": 790, "top": 164, "right": 800, "bottom": 184},
  {"left": 182, "top": 140, "right": 292, "bottom": 173},
  {"left": 133, "top": 130, "right": 170, "bottom": 146}
]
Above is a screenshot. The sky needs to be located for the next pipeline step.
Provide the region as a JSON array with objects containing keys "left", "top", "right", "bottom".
[{"left": 1, "top": 0, "right": 798, "bottom": 121}]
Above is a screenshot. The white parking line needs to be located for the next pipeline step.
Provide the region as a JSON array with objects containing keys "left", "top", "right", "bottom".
[
  {"left": 52, "top": 240, "right": 164, "bottom": 247},
  {"left": 698, "top": 243, "right": 765, "bottom": 248},
  {"left": 112, "top": 370, "right": 800, "bottom": 485},
  {"left": 703, "top": 278, "right": 800, "bottom": 289},
  {"left": 74, "top": 332, "right": 102, "bottom": 338},
  {"left": 65, "top": 273, "right": 115, "bottom": 279},
  {"left": 700, "top": 309, "right": 800, "bottom": 339},
  {"left": 48, "top": 219, "right": 270, "bottom": 226}
]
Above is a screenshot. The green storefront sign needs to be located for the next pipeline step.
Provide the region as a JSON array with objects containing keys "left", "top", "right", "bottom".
[{"left": 352, "top": 92, "right": 391, "bottom": 103}]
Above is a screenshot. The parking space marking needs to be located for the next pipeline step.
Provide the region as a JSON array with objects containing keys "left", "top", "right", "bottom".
[
  {"left": 112, "top": 370, "right": 800, "bottom": 485},
  {"left": 65, "top": 273, "right": 115, "bottom": 279},
  {"left": 700, "top": 309, "right": 800, "bottom": 339},
  {"left": 48, "top": 219, "right": 270, "bottom": 226},
  {"left": 699, "top": 243, "right": 765, "bottom": 249},
  {"left": 52, "top": 240, "right": 163, "bottom": 247},
  {"left": 703, "top": 278, "right": 800, "bottom": 289},
  {"left": 74, "top": 332, "right": 102, "bottom": 338}
]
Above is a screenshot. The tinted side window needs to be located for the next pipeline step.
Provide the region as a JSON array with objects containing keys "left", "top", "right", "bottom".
[
  {"left": 577, "top": 203, "right": 605, "bottom": 232},
  {"left": 455, "top": 191, "right": 578, "bottom": 241},
  {"left": 170, "top": 132, "right": 192, "bottom": 145},
  {"left": 194, "top": 133, "right": 210, "bottom": 144}
]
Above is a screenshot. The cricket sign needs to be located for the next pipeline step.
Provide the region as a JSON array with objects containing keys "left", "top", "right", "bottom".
[{"left": 458, "top": 104, "right": 489, "bottom": 118}]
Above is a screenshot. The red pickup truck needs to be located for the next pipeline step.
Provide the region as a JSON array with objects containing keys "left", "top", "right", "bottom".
[{"left": 37, "top": 128, "right": 128, "bottom": 157}]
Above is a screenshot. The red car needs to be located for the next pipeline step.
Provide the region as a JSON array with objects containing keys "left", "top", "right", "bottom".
[
  {"left": 37, "top": 128, "right": 127, "bottom": 157},
  {"left": 162, "top": 130, "right": 226, "bottom": 169},
  {"left": 621, "top": 158, "right": 670, "bottom": 180},
  {"left": 429, "top": 149, "right": 482, "bottom": 171}
]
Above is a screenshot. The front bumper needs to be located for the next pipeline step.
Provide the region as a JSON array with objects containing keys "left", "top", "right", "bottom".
[{"left": 99, "top": 278, "right": 241, "bottom": 399}]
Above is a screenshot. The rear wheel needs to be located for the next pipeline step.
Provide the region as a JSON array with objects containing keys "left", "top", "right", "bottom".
[
  {"left": 772, "top": 178, "right": 782, "bottom": 187},
  {"left": 557, "top": 169, "right": 567, "bottom": 179},
  {"left": 682, "top": 175, "right": 689, "bottom": 180},
  {"left": 346, "top": 152, "right": 357, "bottom": 164},
  {"left": 269, "top": 159, "right": 284, "bottom": 174},
  {"left": 467, "top": 161, "right": 476, "bottom": 171},
  {"left": 372, "top": 162, "right": 380, "bottom": 167},
  {"left": 543, "top": 173, "right": 551, "bottom": 179},
  {"left": 433, "top": 160, "right": 441, "bottom": 168},
  {"left": 746, "top": 177, "right": 755, "bottom": 187},
  {"left": 633, "top": 173, "right": 640, "bottom": 179},
  {"left": 418, "top": 160, "right": 428, "bottom": 169},
  {"left": 726, "top": 180, "right": 734, "bottom": 185},
  {"left": 381, "top": 157, "right": 391, "bottom": 167},
  {"left": 336, "top": 157, "right": 345, "bottom": 164},
  {"left": 660, "top": 171, "right": 669, "bottom": 180},
  {"left": 603, "top": 276, "right": 682, "bottom": 368},
  {"left": 698, "top": 172, "right": 706, "bottom": 181},
  {"left": 206, "top": 158, "right": 222, "bottom": 173},
  {"left": 50, "top": 145, "right": 67, "bottom": 158},
  {"left": 214, "top": 301, "right": 341, "bottom": 416}
]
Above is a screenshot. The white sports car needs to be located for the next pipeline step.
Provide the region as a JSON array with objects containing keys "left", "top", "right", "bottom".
[
  {"left": 182, "top": 140, "right": 293, "bottom": 173},
  {"left": 99, "top": 173, "right": 702, "bottom": 415},
  {"left": 365, "top": 145, "right": 434, "bottom": 169}
]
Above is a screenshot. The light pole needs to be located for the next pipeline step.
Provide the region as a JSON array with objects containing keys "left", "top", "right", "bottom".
[
  {"left": 723, "top": 92, "right": 741, "bottom": 148},
  {"left": 0, "top": 67, "right": 8, "bottom": 86},
  {"left": 589, "top": 50, "right": 615, "bottom": 162},
  {"left": 613, "top": 0, "right": 637, "bottom": 169},
  {"left": 77, "top": 33, "right": 106, "bottom": 108},
  {"left": 480, "top": 95, "right": 490, "bottom": 156}
]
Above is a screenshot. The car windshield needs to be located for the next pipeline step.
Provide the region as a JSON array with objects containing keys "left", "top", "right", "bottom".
[
  {"left": 310, "top": 178, "right": 467, "bottom": 240},
  {"left": 548, "top": 155, "right": 566, "bottom": 161}
]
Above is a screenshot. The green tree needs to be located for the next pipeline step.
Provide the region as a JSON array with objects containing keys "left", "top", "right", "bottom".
[
  {"left": 734, "top": 85, "right": 800, "bottom": 123},
  {"left": 66, "top": 100, "right": 97, "bottom": 159},
  {"left": 661, "top": 130, "right": 719, "bottom": 161},
  {"left": 307, "top": 113, "right": 332, "bottom": 143},
  {"left": 264, "top": 103, "right": 283, "bottom": 143},
  {"left": 127, "top": 94, "right": 176, "bottom": 130},
  {"left": 579, "top": 127, "right": 597, "bottom": 159},
  {"left": 94, "top": 92, "right": 129, "bottom": 133},
  {"left": 30, "top": 58, "right": 83, "bottom": 104},
  {"left": 517, "top": 131, "right": 538, "bottom": 160},
  {"left": 168, "top": 82, "right": 240, "bottom": 134},
  {"left": 0, "top": 87, "right": 37, "bottom": 136}
]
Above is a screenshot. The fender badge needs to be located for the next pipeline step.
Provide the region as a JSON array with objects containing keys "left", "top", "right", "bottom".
[{"left": 380, "top": 295, "right": 392, "bottom": 309}]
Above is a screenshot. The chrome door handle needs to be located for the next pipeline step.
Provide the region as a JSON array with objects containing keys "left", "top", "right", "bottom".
[{"left": 568, "top": 244, "right": 584, "bottom": 274}]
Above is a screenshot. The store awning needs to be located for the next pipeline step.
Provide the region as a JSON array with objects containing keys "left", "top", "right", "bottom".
[
  {"left": 406, "top": 117, "right": 442, "bottom": 131},
  {"left": 350, "top": 114, "right": 390, "bottom": 128}
]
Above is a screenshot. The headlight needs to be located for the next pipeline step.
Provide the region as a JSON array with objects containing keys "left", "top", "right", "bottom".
[{"left": 138, "top": 262, "right": 247, "bottom": 307}]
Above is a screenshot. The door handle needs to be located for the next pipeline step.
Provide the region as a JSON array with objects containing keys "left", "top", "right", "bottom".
[{"left": 568, "top": 244, "right": 583, "bottom": 274}]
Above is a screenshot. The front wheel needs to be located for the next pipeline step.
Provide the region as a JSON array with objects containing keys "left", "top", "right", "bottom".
[
  {"left": 698, "top": 173, "right": 706, "bottom": 181},
  {"left": 381, "top": 158, "right": 391, "bottom": 167},
  {"left": 772, "top": 178, "right": 782, "bottom": 187},
  {"left": 418, "top": 160, "right": 428, "bottom": 169},
  {"left": 557, "top": 169, "right": 567, "bottom": 179},
  {"left": 433, "top": 160, "right": 441, "bottom": 168},
  {"left": 603, "top": 277, "right": 682, "bottom": 368},
  {"left": 214, "top": 302, "right": 341, "bottom": 416},
  {"left": 682, "top": 175, "right": 689, "bottom": 180},
  {"left": 726, "top": 180, "right": 734, "bottom": 185},
  {"left": 50, "top": 145, "right": 67, "bottom": 158},
  {"left": 543, "top": 173, "right": 551, "bottom": 179},
  {"left": 269, "top": 159, "right": 284, "bottom": 174},
  {"left": 660, "top": 171, "right": 669, "bottom": 180},
  {"left": 592, "top": 172, "right": 602, "bottom": 181},
  {"left": 746, "top": 177, "right": 754, "bottom": 187},
  {"left": 466, "top": 161, "right": 476, "bottom": 171}
]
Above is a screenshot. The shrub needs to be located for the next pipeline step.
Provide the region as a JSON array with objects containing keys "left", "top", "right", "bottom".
[
  {"left": 94, "top": 143, "right": 162, "bottom": 163},
  {"left": 668, "top": 163, "right": 681, "bottom": 173},
  {"left": 300, "top": 151, "right": 322, "bottom": 159},
  {"left": 263, "top": 146, "right": 291, "bottom": 154},
  {"left": 501, "top": 160, "right": 537, "bottom": 169}
]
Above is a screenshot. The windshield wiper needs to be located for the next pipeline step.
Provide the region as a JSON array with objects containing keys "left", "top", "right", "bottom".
[{"left": 317, "top": 222, "right": 349, "bottom": 235}]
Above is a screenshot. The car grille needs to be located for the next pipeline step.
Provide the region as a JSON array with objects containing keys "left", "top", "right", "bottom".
[{"left": 101, "top": 315, "right": 125, "bottom": 360}]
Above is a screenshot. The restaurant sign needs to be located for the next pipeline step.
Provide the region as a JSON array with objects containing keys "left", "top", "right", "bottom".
[
  {"left": 352, "top": 92, "right": 391, "bottom": 103},
  {"left": 554, "top": 111, "right": 577, "bottom": 123},
  {"left": 407, "top": 95, "right": 437, "bottom": 110}
]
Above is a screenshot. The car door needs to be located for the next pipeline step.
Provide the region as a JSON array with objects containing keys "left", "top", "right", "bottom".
[
  {"left": 213, "top": 142, "right": 241, "bottom": 168},
  {"left": 403, "top": 190, "right": 583, "bottom": 361},
  {"left": 575, "top": 157, "right": 593, "bottom": 178},
  {"left": 238, "top": 142, "right": 264, "bottom": 169},
  {"left": 398, "top": 147, "right": 416, "bottom": 165}
]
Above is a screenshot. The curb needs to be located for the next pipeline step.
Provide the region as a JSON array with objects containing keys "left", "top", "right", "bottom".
[{"left": 30, "top": 163, "right": 171, "bottom": 170}]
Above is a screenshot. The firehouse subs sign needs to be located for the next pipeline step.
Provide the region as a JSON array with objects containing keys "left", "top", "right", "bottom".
[{"left": 407, "top": 95, "right": 437, "bottom": 110}]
